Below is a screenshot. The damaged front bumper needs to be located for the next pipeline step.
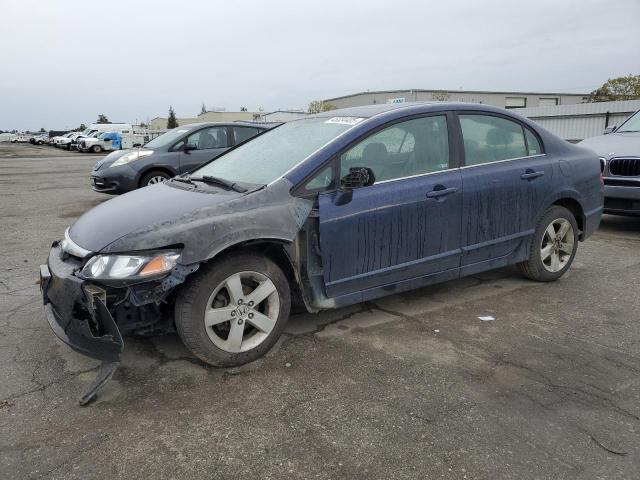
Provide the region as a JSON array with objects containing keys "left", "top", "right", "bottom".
[{"left": 40, "top": 244, "right": 124, "bottom": 363}]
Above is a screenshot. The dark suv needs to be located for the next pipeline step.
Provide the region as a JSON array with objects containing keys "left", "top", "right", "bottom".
[{"left": 90, "top": 122, "right": 277, "bottom": 194}]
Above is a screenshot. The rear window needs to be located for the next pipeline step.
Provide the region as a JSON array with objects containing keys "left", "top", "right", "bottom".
[{"left": 233, "top": 126, "right": 261, "bottom": 144}]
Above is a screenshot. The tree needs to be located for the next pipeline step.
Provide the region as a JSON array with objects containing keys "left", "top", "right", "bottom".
[
  {"left": 39, "top": 127, "right": 46, "bottom": 133},
  {"left": 589, "top": 74, "right": 640, "bottom": 102},
  {"left": 240, "top": 106, "right": 248, "bottom": 112},
  {"left": 139, "top": 122, "right": 147, "bottom": 128},
  {"left": 308, "top": 100, "right": 336, "bottom": 114},
  {"left": 200, "top": 103, "right": 207, "bottom": 115},
  {"left": 96, "top": 114, "right": 109, "bottom": 124},
  {"left": 74, "top": 123, "right": 87, "bottom": 132},
  {"left": 167, "top": 106, "right": 178, "bottom": 129}
]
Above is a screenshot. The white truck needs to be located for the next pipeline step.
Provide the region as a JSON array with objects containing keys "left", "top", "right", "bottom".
[
  {"left": 55, "top": 123, "right": 133, "bottom": 150},
  {"left": 78, "top": 131, "right": 148, "bottom": 153}
]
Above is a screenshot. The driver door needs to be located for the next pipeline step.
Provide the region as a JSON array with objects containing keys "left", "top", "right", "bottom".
[
  {"left": 177, "top": 126, "right": 231, "bottom": 173},
  {"left": 317, "top": 114, "right": 463, "bottom": 298}
]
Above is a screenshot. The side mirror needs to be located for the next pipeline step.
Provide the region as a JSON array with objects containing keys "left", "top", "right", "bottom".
[
  {"left": 604, "top": 125, "right": 617, "bottom": 134},
  {"left": 340, "top": 167, "right": 376, "bottom": 190},
  {"left": 184, "top": 143, "right": 197, "bottom": 152}
]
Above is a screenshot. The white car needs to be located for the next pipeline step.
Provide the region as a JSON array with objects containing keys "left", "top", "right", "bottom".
[
  {"left": 30, "top": 134, "right": 49, "bottom": 145},
  {"left": 11, "top": 134, "right": 30, "bottom": 143},
  {"left": 56, "top": 132, "right": 85, "bottom": 149}
]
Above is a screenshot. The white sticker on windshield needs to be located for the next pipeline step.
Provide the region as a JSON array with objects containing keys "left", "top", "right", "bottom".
[{"left": 325, "top": 117, "right": 365, "bottom": 125}]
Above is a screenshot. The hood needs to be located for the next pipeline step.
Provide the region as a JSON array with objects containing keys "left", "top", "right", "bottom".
[
  {"left": 579, "top": 132, "right": 640, "bottom": 158},
  {"left": 93, "top": 148, "right": 141, "bottom": 170},
  {"left": 68, "top": 179, "right": 313, "bottom": 264}
]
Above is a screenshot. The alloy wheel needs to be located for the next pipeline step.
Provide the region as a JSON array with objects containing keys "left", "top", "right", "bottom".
[
  {"left": 204, "top": 271, "right": 280, "bottom": 353},
  {"left": 540, "top": 218, "right": 575, "bottom": 273},
  {"left": 147, "top": 175, "right": 167, "bottom": 185}
]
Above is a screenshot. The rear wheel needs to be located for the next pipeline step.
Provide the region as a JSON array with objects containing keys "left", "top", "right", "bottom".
[
  {"left": 140, "top": 170, "right": 171, "bottom": 187},
  {"left": 175, "top": 252, "right": 291, "bottom": 367},
  {"left": 517, "top": 206, "right": 578, "bottom": 282}
]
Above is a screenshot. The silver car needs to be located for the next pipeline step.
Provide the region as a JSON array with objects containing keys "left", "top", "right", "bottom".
[{"left": 580, "top": 109, "right": 640, "bottom": 216}]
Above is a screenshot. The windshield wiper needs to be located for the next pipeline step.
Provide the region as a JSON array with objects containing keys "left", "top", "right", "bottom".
[
  {"left": 171, "top": 176, "right": 195, "bottom": 185},
  {"left": 189, "top": 175, "right": 247, "bottom": 193}
]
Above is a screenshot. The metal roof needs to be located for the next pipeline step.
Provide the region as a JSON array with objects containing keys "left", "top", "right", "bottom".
[
  {"left": 516, "top": 100, "right": 640, "bottom": 118},
  {"left": 324, "top": 88, "right": 588, "bottom": 102}
]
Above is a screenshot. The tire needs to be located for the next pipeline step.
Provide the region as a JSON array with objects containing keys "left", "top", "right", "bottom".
[
  {"left": 175, "top": 252, "right": 291, "bottom": 367},
  {"left": 517, "top": 206, "right": 578, "bottom": 282},
  {"left": 91, "top": 145, "right": 102, "bottom": 153},
  {"left": 140, "top": 170, "right": 171, "bottom": 187}
]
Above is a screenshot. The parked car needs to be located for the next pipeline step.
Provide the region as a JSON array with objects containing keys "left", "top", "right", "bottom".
[
  {"left": 89, "top": 121, "right": 275, "bottom": 194},
  {"left": 66, "top": 124, "right": 133, "bottom": 150},
  {"left": 78, "top": 131, "right": 147, "bottom": 153},
  {"left": 11, "top": 134, "right": 30, "bottom": 143},
  {"left": 580, "top": 109, "right": 640, "bottom": 216},
  {"left": 77, "top": 131, "right": 120, "bottom": 153},
  {"left": 29, "top": 134, "right": 49, "bottom": 145},
  {"left": 48, "top": 131, "right": 70, "bottom": 145},
  {"left": 40, "top": 102, "right": 603, "bottom": 403},
  {"left": 56, "top": 132, "right": 87, "bottom": 149}
]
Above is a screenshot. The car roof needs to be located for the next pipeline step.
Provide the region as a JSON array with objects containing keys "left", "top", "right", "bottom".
[
  {"left": 306, "top": 101, "right": 516, "bottom": 119},
  {"left": 178, "top": 121, "right": 278, "bottom": 129}
]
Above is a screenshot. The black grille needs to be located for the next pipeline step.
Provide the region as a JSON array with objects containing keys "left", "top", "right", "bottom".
[{"left": 609, "top": 157, "right": 640, "bottom": 177}]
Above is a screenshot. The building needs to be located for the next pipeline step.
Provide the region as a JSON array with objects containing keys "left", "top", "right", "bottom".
[
  {"left": 148, "top": 117, "right": 199, "bottom": 130},
  {"left": 516, "top": 100, "right": 640, "bottom": 142},
  {"left": 260, "top": 110, "right": 308, "bottom": 122},
  {"left": 197, "top": 111, "right": 262, "bottom": 123},
  {"left": 323, "top": 89, "right": 589, "bottom": 110}
]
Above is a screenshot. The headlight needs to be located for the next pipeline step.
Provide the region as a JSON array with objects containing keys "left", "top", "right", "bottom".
[
  {"left": 110, "top": 150, "right": 154, "bottom": 167},
  {"left": 80, "top": 251, "right": 180, "bottom": 281}
]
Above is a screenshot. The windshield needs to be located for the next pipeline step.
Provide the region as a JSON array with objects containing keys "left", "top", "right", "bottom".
[
  {"left": 193, "top": 117, "right": 362, "bottom": 185},
  {"left": 81, "top": 128, "right": 92, "bottom": 135},
  {"left": 144, "top": 127, "right": 192, "bottom": 149},
  {"left": 617, "top": 110, "right": 640, "bottom": 133},
  {"left": 98, "top": 132, "right": 108, "bottom": 139}
]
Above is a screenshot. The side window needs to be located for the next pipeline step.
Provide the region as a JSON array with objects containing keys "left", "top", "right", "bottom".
[
  {"left": 524, "top": 128, "right": 542, "bottom": 155},
  {"left": 233, "top": 126, "right": 260, "bottom": 144},
  {"left": 459, "top": 115, "right": 528, "bottom": 166},
  {"left": 305, "top": 166, "right": 334, "bottom": 191},
  {"left": 340, "top": 116, "right": 449, "bottom": 183},
  {"left": 184, "top": 127, "right": 230, "bottom": 150}
]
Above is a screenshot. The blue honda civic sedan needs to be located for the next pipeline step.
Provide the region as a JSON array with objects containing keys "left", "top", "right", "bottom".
[{"left": 40, "top": 102, "right": 603, "bottom": 402}]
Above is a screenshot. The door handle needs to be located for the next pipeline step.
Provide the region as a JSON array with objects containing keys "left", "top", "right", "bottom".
[
  {"left": 426, "top": 186, "right": 458, "bottom": 199},
  {"left": 520, "top": 169, "right": 544, "bottom": 180}
]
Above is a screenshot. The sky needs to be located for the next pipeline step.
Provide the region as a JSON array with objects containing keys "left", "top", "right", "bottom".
[{"left": 0, "top": 0, "right": 638, "bottom": 131}]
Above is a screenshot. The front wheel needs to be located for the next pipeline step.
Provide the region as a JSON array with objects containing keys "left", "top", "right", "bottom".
[
  {"left": 91, "top": 145, "right": 102, "bottom": 153},
  {"left": 175, "top": 253, "right": 291, "bottom": 367},
  {"left": 140, "top": 170, "right": 170, "bottom": 187},
  {"left": 517, "top": 206, "right": 578, "bottom": 282}
]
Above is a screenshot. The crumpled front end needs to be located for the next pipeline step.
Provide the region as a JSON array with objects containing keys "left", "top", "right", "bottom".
[{"left": 40, "top": 243, "right": 124, "bottom": 363}]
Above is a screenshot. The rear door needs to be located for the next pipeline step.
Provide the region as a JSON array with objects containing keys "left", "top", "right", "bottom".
[
  {"left": 317, "top": 113, "right": 463, "bottom": 298},
  {"left": 457, "top": 113, "right": 551, "bottom": 268},
  {"left": 177, "top": 126, "right": 232, "bottom": 173}
]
